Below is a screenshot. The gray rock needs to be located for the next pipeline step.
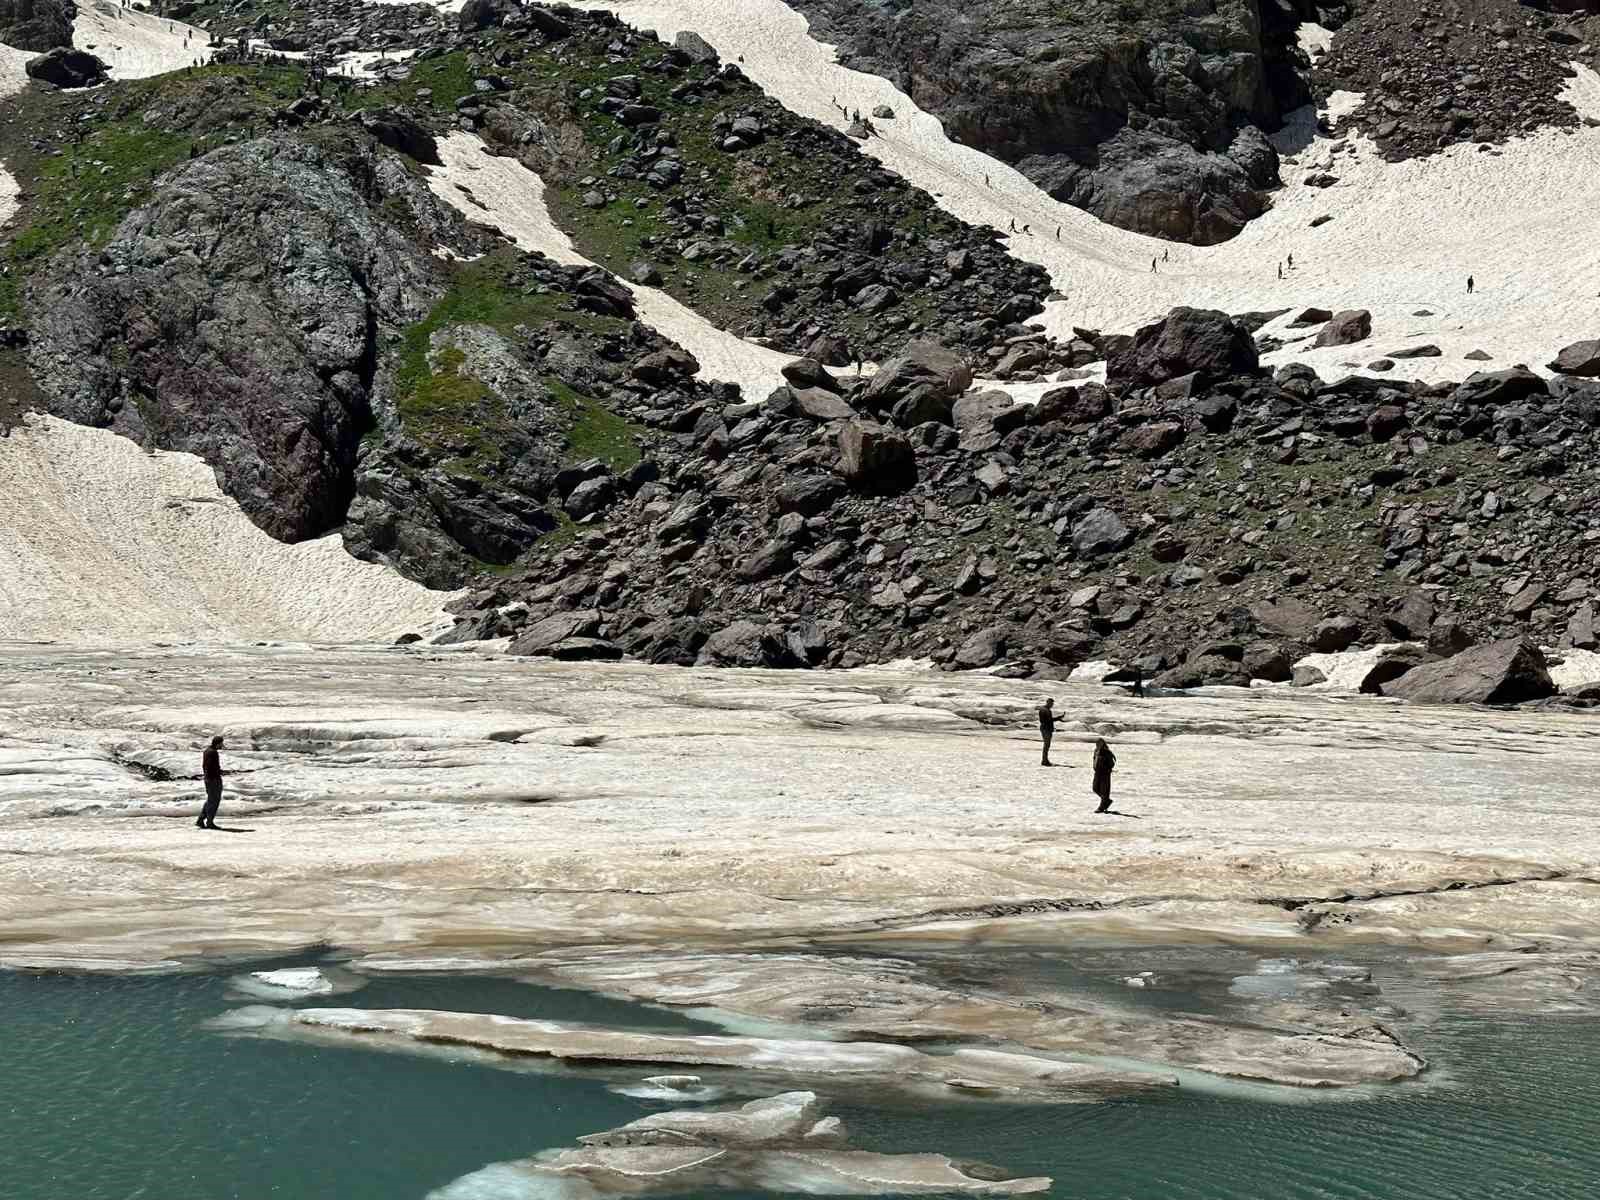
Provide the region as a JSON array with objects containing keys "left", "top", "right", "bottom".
[
  {"left": 696, "top": 620, "right": 793, "bottom": 668},
  {"left": 862, "top": 341, "right": 972, "bottom": 425},
  {"left": 540, "top": 637, "right": 624, "bottom": 661},
  {"left": 1568, "top": 604, "right": 1598, "bottom": 651},
  {"left": 1450, "top": 367, "right": 1547, "bottom": 407},
  {"left": 25, "top": 45, "right": 105, "bottom": 87},
  {"left": 1291, "top": 664, "right": 1328, "bottom": 687},
  {"left": 1311, "top": 615, "right": 1363, "bottom": 653},
  {"left": 1382, "top": 638, "right": 1555, "bottom": 706},
  {"left": 29, "top": 135, "right": 460, "bottom": 546},
  {"left": 1357, "top": 647, "right": 1429, "bottom": 695},
  {"left": 1548, "top": 339, "right": 1600, "bottom": 377},
  {"left": 837, "top": 420, "right": 915, "bottom": 493},
  {"left": 1251, "top": 596, "right": 1320, "bottom": 642},
  {"left": 673, "top": 30, "right": 719, "bottom": 63},
  {"left": 951, "top": 389, "right": 1027, "bottom": 436},
  {"left": 1156, "top": 655, "right": 1251, "bottom": 688},
  {"left": 1314, "top": 310, "right": 1372, "bottom": 348},
  {"left": 509, "top": 610, "right": 602, "bottom": 656},
  {"left": 954, "top": 625, "right": 1008, "bottom": 669},
  {"left": 1243, "top": 641, "right": 1292, "bottom": 682},
  {"left": 1071, "top": 507, "right": 1132, "bottom": 556},
  {"left": 0, "top": 0, "right": 75, "bottom": 51},
  {"left": 1107, "top": 307, "right": 1258, "bottom": 389},
  {"left": 787, "top": 386, "right": 854, "bottom": 422}
]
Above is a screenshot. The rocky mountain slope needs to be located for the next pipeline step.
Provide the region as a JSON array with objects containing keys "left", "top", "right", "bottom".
[
  {"left": 3, "top": 0, "right": 1599, "bottom": 697},
  {"left": 787, "top": 0, "right": 1347, "bottom": 244},
  {"left": 441, "top": 307, "right": 1600, "bottom": 691},
  {"left": 1315, "top": 0, "right": 1600, "bottom": 159}
]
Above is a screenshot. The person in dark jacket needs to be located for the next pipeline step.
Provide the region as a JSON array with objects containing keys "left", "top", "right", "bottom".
[
  {"left": 1092, "top": 738, "right": 1116, "bottom": 812},
  {"left": 197, "top": 736, "right": 224, "bottom": 829},
  {"left": 1037, "top": 698, "right": 1058, "bottom": 766}
]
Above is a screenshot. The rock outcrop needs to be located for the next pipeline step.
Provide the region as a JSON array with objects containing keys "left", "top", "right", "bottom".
[
  {"left": 29, "top": 134, "right": 468, "bottom": 543},
  {"left": 788, "top": 0, "right": 1341, "bottom": 242},
  {"left": 0, "top": 0, "right": 75, "bottom": 51}
]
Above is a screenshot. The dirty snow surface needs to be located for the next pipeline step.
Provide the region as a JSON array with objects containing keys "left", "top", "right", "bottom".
[
  {"left": 0, "top": 417, "right": 455, "bottom": 644},
  {"left": 4, "top": 646, "right": 1597, "bottom": 975}
]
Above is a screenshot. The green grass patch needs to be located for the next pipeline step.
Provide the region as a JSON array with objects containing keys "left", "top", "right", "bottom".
[
  {"left": 342, "top": 51, "right": 480, "bottom": 115},
  {"left": 390, "top": 248, "right": 640, "bottom": 474},
  {"left": 544, "top": 377, "right": 642, "bottom": 471}
]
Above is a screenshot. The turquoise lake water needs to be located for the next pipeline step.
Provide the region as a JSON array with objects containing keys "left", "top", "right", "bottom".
[{"left": 4, "top": 956, "right": 1598, "bottom": 1199}]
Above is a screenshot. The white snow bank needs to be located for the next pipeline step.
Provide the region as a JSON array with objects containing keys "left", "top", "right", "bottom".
[
  {"left": 427, "top": 132, "right": 794, "bottom": 401},
  {"left": 0, "top": 415, "right": 456, "bottom": 644},
  {"left": 0, "top": 43, "right": 32, "bottom": 227},
  {"left": 73, "top": 3, "right": 212, "bottom": 79},
  {"left": 539, "top": 0, "right": 1600, "bottom": 383},
  {"left": 1297, "top": 22, "right": 1333, "bottom": 58},
  {"left": 1292, "top": 644, "right": 1417, "bottom": 692},
  {"left": 1548, "top": 648, "right": 1600, "bottom": 691}
]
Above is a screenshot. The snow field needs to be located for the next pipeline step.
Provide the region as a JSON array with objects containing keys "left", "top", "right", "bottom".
[{"left": 532, "top": 1, "right": 1600, "bottom": 385}]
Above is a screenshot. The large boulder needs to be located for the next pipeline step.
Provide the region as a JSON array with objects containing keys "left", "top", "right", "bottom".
[
  {"left": 1381, "top": 638, "right": 1555, "bottom": 706},
  {"left": 25, "top": 46, "right": 106, "bottom": 88},
  {"left": 354, "top": 106, "right": 440, "bottom": 165},
  {"left": 695, "top": 621, "right": 793, "bottom": 668},
  {"left": 951, "top": 389, "right": 1028, "bottom": 437},
  {"left": 953, "top": 625, "right": 1008, "bottom": 669},
  {"left": 1450, "top": 367, "right": 1547, "bottom": 408},
  {"left": 1357, "top": 647, "right": 1429, "bottom": 695},
  {"left": 1313, "top": 309, "right": 1371, "bottom": 348},
  {"left": 509, "top": 610, "right": 602, "bottom": 656},
  {"left": 1548, "top": 339, "right": 1600, "bottom": 377},
  {"left": 1107, "top": 307, "right": 1258, "bottom": 390},
  {"left": 791, "top": 1, "right": 1304, "bottom": 244},
  {"left": 862, "top": 341, "right": 972, "bottom": 425},
  {"left": 837, "top": 419, "right": 915, "bottom": 493},
  {"left": 1250, "top": 596, "right": 1319, "bottom": 642}
]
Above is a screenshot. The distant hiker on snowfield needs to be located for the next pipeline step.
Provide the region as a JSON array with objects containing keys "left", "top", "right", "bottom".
[
  {"left": 1038, "top": 699, "right": 1058, "bottom": 767},
  {"left": 1131, "top": 668, "right": 1145, "bottom": 699},
  {"left": 1277, "top": 263, "right": 1283, "bottom": 280},
  {"left": 1009, "top": 218, "right": 1016, "bottom": 232},
  {"left": 1467, "top": 275, "right": 1475, "bottom": 294},
  {"left": 1151, "top": 258, "right": 1157, "bottom": 273},
  {"left": 1055, "top": 226, "right": 1061, "bottom": 240},
  {"left": 1092, "top": 738, "right": 1116, "bottom": 813},
  {"left": 1162, "top": 249, "right": 1169, "bottom": 262},
  {"left": 1022, "top": 223, "right": 1030, "bottom": 235},
  {"left": 1287, "top": 252, "right": 1294, "bottom": 269},
  {"left": 197, "top": 736, "right": 224, "bottom": 830}
]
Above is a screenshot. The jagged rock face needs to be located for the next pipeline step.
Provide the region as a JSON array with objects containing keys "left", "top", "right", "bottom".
[
  {"left": 789, "top": 0, "right": 1332, "bottom": 243},
  {"left": 0, "top": 0, "right": 76, "bottom": 52},
  {"left": 346, "top": 324, "right": 569, "bottom": 588},
  {"left": 28, "top": 135, "right": 457, "bottom": 543}
]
